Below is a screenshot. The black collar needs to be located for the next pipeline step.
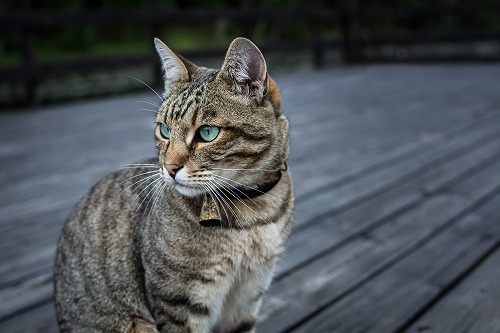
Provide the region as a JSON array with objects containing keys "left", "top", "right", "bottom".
[
  {"left": 199, "top": 167, "right": 285, "bottom": 228},
  {"left": 220, "top": 169, "right": 282, "bottom": 200}
]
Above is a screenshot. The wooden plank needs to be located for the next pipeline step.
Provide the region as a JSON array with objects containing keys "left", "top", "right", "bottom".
[
  {"left": 292, "top": 110, "right": 500, "bottom": 202},
  {"left": 404, "top": 241, "right": 500, "bottom": 333},
  {"left": 294, "top": 116, "right": 500, "bottom": 228},
  {"left": 0, "top": 244, "right": 56, "bottom": 287},
  {"left": 277, "top": 135, "right": 500, "bottom": 276},
  {"left": 292, "top": 101, "right": 500, "bottom": 199},
  {"left": 0, "top": 301, "right": 57, "bottom": 333},
  {"left": 0, "top": 272, "right": 53, "bottom": 323},
  {"left": 287, "top": 184, "right": 500, "bottom": 332},
  {"left": 257, "top": 156, "right": 500, "bottom": 332},
  {"left": 288, "top": 65, "right": 500, "bottom": 197},
  {"left": 0, "top": 101, "right": 156, "bottom": 186}
]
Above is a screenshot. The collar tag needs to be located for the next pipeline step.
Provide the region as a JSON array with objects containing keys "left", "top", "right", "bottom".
[{"left": 199, "top": 195, "right": 222, "bottom": 227}]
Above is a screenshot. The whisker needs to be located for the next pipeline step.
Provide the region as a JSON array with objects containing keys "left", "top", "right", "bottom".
[
  {"left": 121, "top": 172, "right": 160, "bottom": 195},
  {"left": 209, "top": 193, "right": 224, "bottom": 229},
  {"left": 211, "top": 178, "right": 249, "bottom": 201},
  {"left": 134, "top": 100, "right": 160, "bottom": 108},
  {"left": 211, "top": 167, "right": 282, "bottom": 172},
  {"left": 133, "top": 178, "right": 164, "bottom": 217},
  {"left": 123, "top": 169, "right": 160, "bottom": 182},
  {"left": 150, "top": 182, "right": 168, "bottom": 221},
  {"left": 211, "top": 178, "right": 271, "bottom": 225},
  {"left": 200, "top": 183, "right": 224, "bottom": 229},
  {"left": 214, "top": 175, "right": 280, "bottom": 201},
  {"left": 211, "top": 181, "right": 248, "bottom": 228},
  {"left": 205, "top": 181, "right": 243, "bottom": 228},
  {"left": 128, "top": 75, "right": 164, "bottom": 102},
  {"left": 135, "top": 108, "right": 158, "bottom": 114},
  {"left": 202, "top": 183, "right": 229, "bottom": 230},
  {"left": 212, "top": 177, "right": 252, "bottom": 200},
  {"left": 144, "top": 180, "right": 166, "bottom": 221},
  {"left": 120, "top": 163, "right": 160, "bottom": 169},
  {"left": 128, "top": 178, "right": 163, "bottom": 216}
]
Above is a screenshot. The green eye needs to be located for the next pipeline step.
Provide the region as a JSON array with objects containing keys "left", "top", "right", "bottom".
[
  {"left": 198, "top": 125, "right": 220, "bottom": 142},
  {"left": 159, "top": 123, "right": 170, "bottom": 139}
]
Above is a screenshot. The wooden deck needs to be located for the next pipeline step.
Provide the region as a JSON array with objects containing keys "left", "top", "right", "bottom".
[{"left": 1, "top": 64, "right": 500, "bottom": 333}]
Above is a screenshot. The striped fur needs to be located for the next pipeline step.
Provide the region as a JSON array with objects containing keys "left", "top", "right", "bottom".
[{"left": 54, "top": 37, "right": 293, "bottom": 333}]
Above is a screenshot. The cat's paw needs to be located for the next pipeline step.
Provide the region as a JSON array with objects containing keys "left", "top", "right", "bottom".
[{"left": 225, "top": 320, "right": 256, "bottom": 333}]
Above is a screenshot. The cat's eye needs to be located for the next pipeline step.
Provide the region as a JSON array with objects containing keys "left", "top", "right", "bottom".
[
  {"left": 197, "top": 125, "right": 220, "bottom": 142},
  {"left": 159, "top": 123, "right": 170, "bottom": 139}
]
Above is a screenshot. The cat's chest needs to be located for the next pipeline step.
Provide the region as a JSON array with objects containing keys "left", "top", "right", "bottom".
[
  {"left": 228, "top": 223, "right": 285, "bottom": 270},
  {"left": 149, "top": 206, "right": 288, "bottom": 289}
]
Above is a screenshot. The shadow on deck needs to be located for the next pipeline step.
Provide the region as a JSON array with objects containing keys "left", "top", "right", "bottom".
[{"left": 1, "top": 64, "right": 500, "bottom": 333}]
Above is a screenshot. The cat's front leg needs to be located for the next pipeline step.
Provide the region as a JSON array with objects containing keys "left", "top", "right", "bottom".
[
  {"left": 184, "top": 278, "right": 234, "bottom": 333},
  {"left": 150, "top": 274, "right": 234, "bottom": 333},
  {"left": 218, "top": 265, "right": 275, "bottom": 333},
  {"left": 220, "top": 292, "right": 261, "bottom": 333}
]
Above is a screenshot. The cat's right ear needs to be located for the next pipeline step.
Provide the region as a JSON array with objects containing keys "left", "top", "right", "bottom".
[
  {"left": 154, "top": 38, "right": 189, "bottom": 95},
  {"left": 217, "top": 37, "right": 269, "bottom": 103}
]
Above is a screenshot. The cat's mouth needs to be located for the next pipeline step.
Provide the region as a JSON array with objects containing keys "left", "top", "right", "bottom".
[
  {"left": 172, "top": 180, "right": 206, "bottom": 197},
  {"left": 160, "top": 166, "right": 211, "bottom": 197}
]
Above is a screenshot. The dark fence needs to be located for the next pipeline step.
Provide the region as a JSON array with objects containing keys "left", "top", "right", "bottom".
[{"left": 1, "top": 3, "right": 500, "bottom": 106}]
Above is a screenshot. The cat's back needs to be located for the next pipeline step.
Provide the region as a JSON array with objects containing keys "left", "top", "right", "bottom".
[{"left": 54, "top": 159, "right": 162, "bottom": 331}]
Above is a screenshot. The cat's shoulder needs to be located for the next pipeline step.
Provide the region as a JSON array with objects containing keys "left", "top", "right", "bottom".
[
  {"left": 67, "top": 158, "right": 162, "bottom": 222},
  {"left": 78, "top": 158, "right": 160, "bottom": 205}
]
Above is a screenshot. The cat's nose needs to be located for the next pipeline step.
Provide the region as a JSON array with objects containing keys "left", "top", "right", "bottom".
[{"left": 165, "top": 164, "right": 181, "bottom": 179}]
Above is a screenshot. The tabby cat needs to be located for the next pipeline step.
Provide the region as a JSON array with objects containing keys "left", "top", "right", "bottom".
[{"left": 54, "top": 37, "right": 293, "bottom": 333}]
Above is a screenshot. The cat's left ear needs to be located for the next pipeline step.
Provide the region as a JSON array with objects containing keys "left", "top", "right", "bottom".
[
  {"left": 217, "top": 37, "right": 268, "bottom": 103},
  {"left": 154, "top": 38, "right": 190, "bottom": 95}
]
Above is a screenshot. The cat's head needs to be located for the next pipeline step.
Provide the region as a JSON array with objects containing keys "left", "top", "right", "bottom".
[{"left": 154, "top": 37, "right": 289, "bottom": 198}]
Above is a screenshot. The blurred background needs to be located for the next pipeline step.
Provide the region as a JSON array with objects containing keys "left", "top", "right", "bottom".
[{"left": 1, "top": 0, "right": 500, "bottom": 109}]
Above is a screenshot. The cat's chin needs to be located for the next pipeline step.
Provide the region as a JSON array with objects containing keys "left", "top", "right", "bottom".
[{"left": 173, "top": 184, "right": 206, "bottom": 198}]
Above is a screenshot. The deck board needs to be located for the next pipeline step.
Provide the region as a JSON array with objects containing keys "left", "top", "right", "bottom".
[
  {"left": 405, "top": 241, "right": 500, "bottom": 333},
  {"left": 1, "top": 64, "right": 500, "bottom": 332},
  {"left": 291, "top": 191, "right": 500, "bottom": 333},
  {"left": 276, "top": 134, "right": 500, "bottom": 277}
]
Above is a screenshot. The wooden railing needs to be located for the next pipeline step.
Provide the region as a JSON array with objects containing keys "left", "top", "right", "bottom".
[{"left": 1, "top": 3, "right": 499, "bottom": 106}]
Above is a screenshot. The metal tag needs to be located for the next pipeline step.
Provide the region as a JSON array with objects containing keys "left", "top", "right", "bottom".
[{"left": 199, "top": 195, "right": 222, "bottom": 227}]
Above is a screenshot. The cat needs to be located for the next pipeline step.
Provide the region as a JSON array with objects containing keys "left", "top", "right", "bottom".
[{"left": 54, "top": 37, "right": 293, "bottom": 333}]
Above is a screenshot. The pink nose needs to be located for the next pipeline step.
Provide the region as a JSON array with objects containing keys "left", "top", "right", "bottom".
[{"left": 164, "top": 164, "right": 181, "bottom": 179}]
